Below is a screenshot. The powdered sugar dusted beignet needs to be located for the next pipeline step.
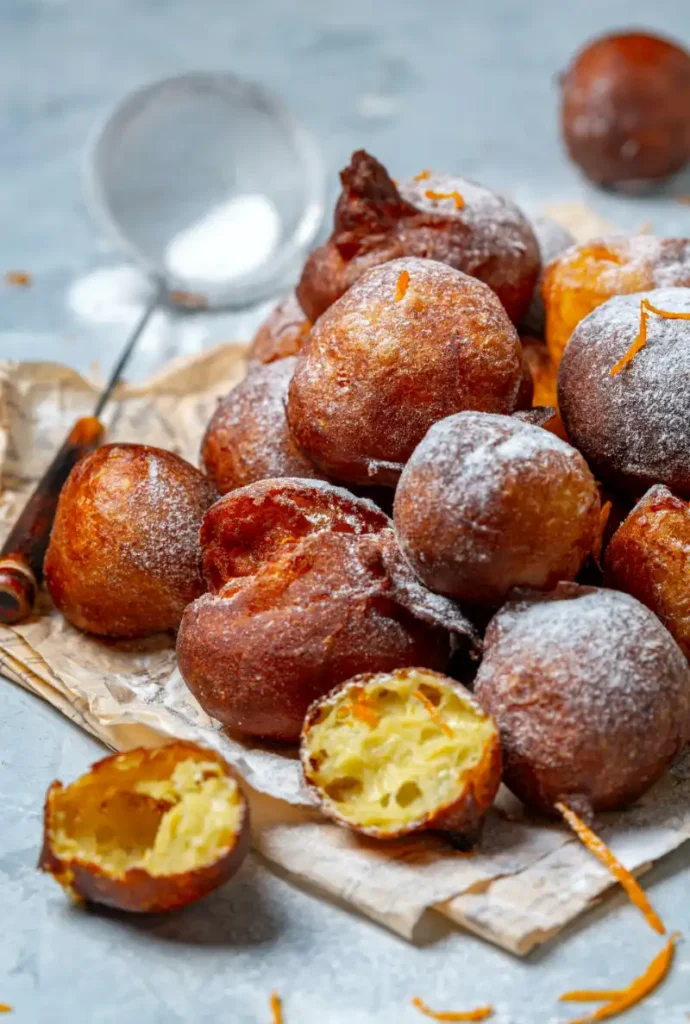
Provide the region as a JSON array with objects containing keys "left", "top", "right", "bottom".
[
  {"left": 200, "top": 358, "right": 323, "bottom": 495},
  {"left": 394, "top": 412, "right": 600, "bottom": 605},
  {"left": 475, "top": 583, "right": 690, "bottom": 816},
  {"left": 558, "top": 287, "right": 690, "bottom": 498},
  {"left": 296, "top": 149, "right": 540, "bottom": 325},
  {"left": 288, "top": 258, "right": 523, "bottom": 487}
]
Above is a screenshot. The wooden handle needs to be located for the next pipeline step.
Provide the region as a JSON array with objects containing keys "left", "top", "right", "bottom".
[{"left": 0, "top": 416, "right": 104, "bottom": 625}]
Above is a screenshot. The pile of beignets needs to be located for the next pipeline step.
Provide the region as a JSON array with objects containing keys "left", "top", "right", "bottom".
[{"left": 44, "top": 150, "right": 690, "bottom": 843}]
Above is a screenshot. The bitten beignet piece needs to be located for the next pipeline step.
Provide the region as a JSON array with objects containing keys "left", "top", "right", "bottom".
[
  {"left": 289, "top": 258, "right": 523, "bottom": 487},
  {"left": 475, "top": 584, "right": 690, "bottom": 817},
  {"left": 560, "top": 31, "right": 690, "bottom": 190},
  {"left": 39, "top": 742, "right": 249, "bottom": 913},
  {"left": 605, "top": 485, "right": 690, "bottom": 661},
  {"left": 44, "top": 444, "right": 216, "bottom": 637},
  {"left": 297, "top": 150, "right": 539, "bottom": 325},
  {"left": 558, "top": 287, "right": 690, "bottom": 498},
  {"left": 301, "top": 668, "right": 501, "bottom": 841},
  {"left": 200, "top": 358, "right": 323, "bottom": 495},
  {"left": 394, "top": 412, "right": 600, "bottom": 606}
]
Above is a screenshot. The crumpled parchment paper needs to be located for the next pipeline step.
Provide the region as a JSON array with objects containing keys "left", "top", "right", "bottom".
[{"left": 3, "top": 207, "right": 688, "bottom": 955}]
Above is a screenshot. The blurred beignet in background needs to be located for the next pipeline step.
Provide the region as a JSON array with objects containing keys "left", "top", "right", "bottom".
[{"left": 297, "top": 149, "right": 540, "bottom": 325}]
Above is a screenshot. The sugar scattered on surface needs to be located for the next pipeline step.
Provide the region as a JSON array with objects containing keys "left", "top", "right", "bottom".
[{"left": 164, "top": 194, "right": 281, "bottom": 284}]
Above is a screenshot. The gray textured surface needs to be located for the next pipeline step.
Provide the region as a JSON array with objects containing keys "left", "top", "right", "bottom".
[{"left": 1, "top": 0, "right": 690, "bottom": 1021}]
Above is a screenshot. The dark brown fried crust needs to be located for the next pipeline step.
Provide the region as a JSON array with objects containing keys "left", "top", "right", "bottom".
[
  {"left": 296, "top": 150, "right": 540, "bottom": 325},
  {"left": 560, "top": 32, "right": 690, "bottom": 189},
  {"left": 393, "top": 412, "right": 600, "bottom": 606},
  {"left": 247, "top": 292, "right": 311, "bottom": 365},
  {"left": 605, "top": 485, "right": 690, "bottom": 661},
  {"left": 289, "top": 258, "right": 524, "bottom": 487},
  {"left": 475, "top": 583, "right": 690, "bottom": 816},
  {"left": 300, "top": 669, "right": 501, "bottom": 840},
  {"left": 557, "top": 287, "right": 690, "bottom": 499},
  {"left": 515, "top": 348, "right": 535, "bottom": 410},
  {"left": 200, "top": 359, "right": 324, "bottom": 495},
  {"left": 200, "top": 478, "right": 390, "bottom": 591},
  {"left": 44, "top": 444, "right": 216, "bottom": 638},
  {"left": 177, "top": 531, "right": 463, "bottom": 742},
  {"left": 38, "top": 742, "right": 250, "bottom": 913}
]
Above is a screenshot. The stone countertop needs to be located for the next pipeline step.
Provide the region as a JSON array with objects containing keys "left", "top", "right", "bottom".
[{"left": 1, "top": 0, "right": 690, "bottom": 1021}]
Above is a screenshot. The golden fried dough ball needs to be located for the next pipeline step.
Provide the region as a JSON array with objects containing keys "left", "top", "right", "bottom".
[
  {"left": 288, "top": 258, "right": 523, "bottom": 487},
  {"left": 177, "top": 530, "right": 476, "bottom": 742},
  {"left": 542, "top": 234, "right": 690, "bottom": 364},
  {"left": 393, "top": 412, "right": 600, "bottom": 606},
  {"left": 200, "top": 477, "right": 390, "bottom": 590},
  {"left": 475, "top": 584, "right": 690, "bottom": 817},
  {"left": 44, "top": 444, "right": 216, "bottom": 637},
  {"left": 561, "top": 31, "right": 690, "bottom": 190},
  {"left": 558, "top": 287, "right": 690, "bottom": 498},
  {"left": 200, "top": 358, "right": 323, "bottom": 494},
  {"left": 520, "top": 215, "right": 575, "bottom": 337},
  {"left": 296, "top": 150, "right": 540, "bottom": 324},
  {"left": 605, "top": 484, "right": 690, "bottom": 661},
  {"left": 301, "top": 668, "right": 501, "bottom": 844}
]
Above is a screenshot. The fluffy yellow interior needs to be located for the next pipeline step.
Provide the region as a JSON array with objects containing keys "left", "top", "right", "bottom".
[
  {"left": 50, "top": 756, "right": 243, "bottom": 877},
  {"left": 305, "top": 670, "right": 495, "bottom": 830}
]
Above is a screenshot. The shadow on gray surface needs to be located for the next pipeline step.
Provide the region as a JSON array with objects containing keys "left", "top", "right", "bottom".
[{"left": 78, "top": 861, "right": 286, "bottom": 949}]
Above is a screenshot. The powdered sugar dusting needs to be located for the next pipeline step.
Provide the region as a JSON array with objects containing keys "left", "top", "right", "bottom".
[
  {"left": 475, "top": 585, "right": 690, "bottom": 811},
  {"left": 559, "top": 286, "right": 690, "bottom": 497}
]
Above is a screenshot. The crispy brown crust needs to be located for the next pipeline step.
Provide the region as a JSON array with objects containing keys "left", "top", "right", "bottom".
[
  {"left": 38, "top": 742, "right": 250, "bottom": 913},
  {"left": 200, "top": 359, "right": 324, "bottom": 495},
  {"left": 542, "top": 235, "right": 690, "bottom": 366},
  {"left": 289, "top": 258, "right": 523, "bottom": 487},
  {"left": 393, "top": 412, "right": 600, "bottom": 606},
  {"left": 300, "top": 669, "right": 502, "bottom": 840},
  {"left": 561, "top": 32, "right": 690, "bottom": 189},
  {"left": 605, "top": 485, "right": 690, "bottom": 661},
  {"left": 44, "top": 444, "right": 216, "bottom": 638},
  {"left": 177, "top": 532, "right": 457, "bottom": 742},
  {"left": 475, "top": 583, "right": 690, "bottom": 816},
  {"left": 200, "top": 478, "right": 390, "bottom": 591},
  {"left": 247, "top": 293, "right": 311, "bottom": 365},
  {"left": 296, "top": 150, "right": 539, "bottom": 325},
  {"left": 515, "top": 348, "right": 535, "bottom": 410}
]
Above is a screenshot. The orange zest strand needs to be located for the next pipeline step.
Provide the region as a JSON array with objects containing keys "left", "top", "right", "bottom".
[
  {"left": 270, "top": 990, "right": 283, "bottom": 1024},
  {"left": 395, "top": 269, "right": 410, "bottom": 301},
  {"left": 4, "top": 270, "right": 30, "bottom": 287},
  {"left": 610, "top": 298, "right": 690, "bottom": 376},
  {"left": 556, "top": 803, "right": 665, "bottom": 935},
  {"left": 351, "top": 701, "right": 379, "bottom": 726},
  {"left": 0, "top": 1005, "right": 11, "bottom": 1014},
  {"left": 411, "top": 997, "right": 493, "bottom": 1021},
  {"left": 425, "top": 189, "right": 464, "bottom": 210},
  {"left": 412, "top": 691, "right": 454, "bottom": 739},
  {"left": 559, "top": 933, "right": 679, "bottom": 1023},
  {"left": 592, "top": 501, "right": 612, "bottom": 569},
  {"left": 414, "top": 169, "right": 431, "bottom": 181},
  {"left": 560, "top": 989, "right": 626, "bottom": 1003}
]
